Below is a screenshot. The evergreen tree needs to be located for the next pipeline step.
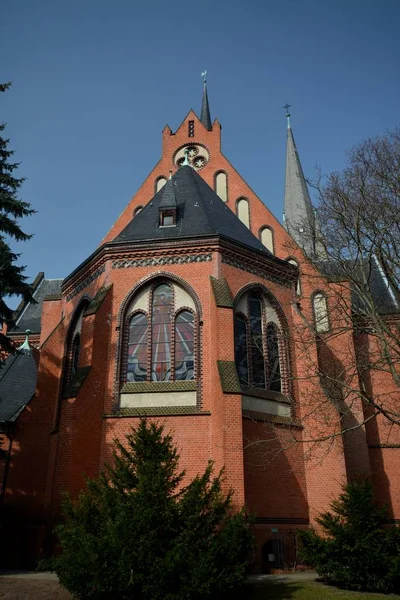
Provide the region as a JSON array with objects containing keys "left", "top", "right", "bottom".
[
  {"left": 299, "top": 480, "right": 400, "bottom": 593},
  {"left": 52, "top": 420, "right": 254, "bottom": 600},
  {"left": 0, "top": 82, "right": 35, "bottom": 351}
]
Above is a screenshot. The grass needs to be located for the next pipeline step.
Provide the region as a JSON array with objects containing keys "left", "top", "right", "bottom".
[{"left": 227, "top": 577, "right": 400, "bottom": 600}]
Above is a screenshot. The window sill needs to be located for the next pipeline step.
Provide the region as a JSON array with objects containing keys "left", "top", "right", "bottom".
[
  {"left": 120, "top": 381, "right": 197, "bottom": 410},
  {"left": 240, "top": 386, "right": 291, "bottom": 404}
]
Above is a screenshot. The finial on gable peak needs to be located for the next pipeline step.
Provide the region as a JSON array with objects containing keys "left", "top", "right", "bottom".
[
  {"left": 283, "top": 103, "right": 291, "bottom": 129},
  {"left": 17, "top": 329, "right": 32, "bottom": 353}
]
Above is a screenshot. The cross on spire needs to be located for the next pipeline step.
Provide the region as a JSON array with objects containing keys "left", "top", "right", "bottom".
[{"left": 283, "top": 103, "right": 291, "bottom": 129}]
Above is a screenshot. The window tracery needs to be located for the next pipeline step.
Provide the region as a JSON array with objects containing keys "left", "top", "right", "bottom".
[
  {"left": 124, "top": 281, "right": 196, "bottom": 384},
  {"left": 234, "top": 290, "right": 283, "bottom": 393}
]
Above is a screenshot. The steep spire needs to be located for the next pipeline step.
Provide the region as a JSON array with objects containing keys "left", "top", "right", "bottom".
[
  {"left": 283, "top": 107, "right": 318, "bottom": 257},
  {"left": 200, "top": 70, "right": 212, "bottom": 131}
]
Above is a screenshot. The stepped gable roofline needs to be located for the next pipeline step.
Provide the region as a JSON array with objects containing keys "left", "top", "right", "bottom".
[
  {"left": 113, "top": 165, "right": 272, "bottom": 254},
  {"left": 170, "top": 109, "right": 210, "bottom": 136}
]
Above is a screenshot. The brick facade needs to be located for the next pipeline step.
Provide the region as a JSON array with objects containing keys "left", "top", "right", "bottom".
[{"left": 1, "top": 102, "right": 399, "bottom": 571}]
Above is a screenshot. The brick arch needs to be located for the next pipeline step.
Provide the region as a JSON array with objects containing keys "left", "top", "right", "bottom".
[
  {"left": 233, "top": 282, "right": 294, "bottom": 401},
  {"left": 114, "top": 272, "right": 203, "bottom": 405}
]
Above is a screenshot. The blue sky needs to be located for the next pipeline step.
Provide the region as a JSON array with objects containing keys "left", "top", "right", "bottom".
[{"left": 2, "top": 0, "right": 399, "bottom": 303}]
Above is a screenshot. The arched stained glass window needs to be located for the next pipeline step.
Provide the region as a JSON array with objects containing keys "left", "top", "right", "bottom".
[
  {"left": 234, "top": 315, "right": 249, "bottom": 385},
  {"left": 174, "top": 311, "right": 195, "bottom": 380},
  {"left": 267, "top": 323, "right": 281, "bottom": 392},
  {"left": 71, "top": 333, "right": 81, "bottom": 380},
  {"left": 249, "top": 294, "right": 265, "bottom": 388},
  {"left": 151, "top": 284, "right": 173, "bottom": 381},
  {"left": 127, "top": 313, "right": 148, "bottom": 382}
]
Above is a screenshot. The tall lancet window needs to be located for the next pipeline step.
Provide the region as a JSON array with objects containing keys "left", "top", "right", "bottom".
[
  {"left": 237, "top": 198, "right": 250, "bottom": 228},
  {"left": 313, "top": 292, "right": 329, "bottom": 333},
  {"left": 234, "top": 289, "right": 288, "bottom": 395},
  {"left": 151, "top": 284, "right": 173, "bottom": 381},
  {"left": 127, "top": 313, "right": 148, "bottom": 382},
  {"left": 175, "top": 311, "right": 195, "bottom": 380}
]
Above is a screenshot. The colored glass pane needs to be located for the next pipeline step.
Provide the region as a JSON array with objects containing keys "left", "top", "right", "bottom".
[
  {"left": 249, "top": 295, "right": 266, "bottom": 388},
  {"left": 234, "top": 315, "right": 249, "bottom": 385},
  {"left": 127, "top": 313, "right": 148, "bottom": 382},
  {"left": 175, "top": 311, "right": 195, "bottom": 380},
  {"left": 151, "top": 284, "right": 173, "bottom": 381}
]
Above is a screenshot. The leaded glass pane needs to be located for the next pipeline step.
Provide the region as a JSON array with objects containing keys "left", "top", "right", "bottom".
[
  {"left": 234, "top": 315, "right": 249, "bottom": 385},
  {"left": 127, "top": 313, "right": 148, "bottom": 382},
  {"left": 151, "top": 284, "right": 173, "bottom": 381},
  {"left": 174, "top": 311, "right": 195, "bottom": 380},
  {"left": 249, "top": 294, "right": 266, "bottom": 388},
  {"left": 267, "top": 323, "right": 281, "bottom": 392},
  {"left": 71, "top": 334, "right": 80, "bottom": 380}
]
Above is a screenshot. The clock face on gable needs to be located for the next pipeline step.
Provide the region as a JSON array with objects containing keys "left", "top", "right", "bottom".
[{"left": 173, "top": 144, "right": 210, "bottom": 170}]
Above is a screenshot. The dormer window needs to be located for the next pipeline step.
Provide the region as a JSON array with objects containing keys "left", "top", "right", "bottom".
[{"left": 160, "top": 209, "right": 176, "bottom": 227}]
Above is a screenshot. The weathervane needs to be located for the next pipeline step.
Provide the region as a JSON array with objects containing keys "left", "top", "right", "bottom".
[
  {"left": 283, "top": 103, "right": 291, "bottom": 128},
  {"left": 201, "top": 70, "right": 207, "bottom": 86}
]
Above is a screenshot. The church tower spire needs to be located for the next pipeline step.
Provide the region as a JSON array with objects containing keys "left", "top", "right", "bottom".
[
  {"left": 283, "top": 106, "right": 317, "bottom": 257},
  {"left": 200, "top": 70, "right": 212, "bottom": 131}
]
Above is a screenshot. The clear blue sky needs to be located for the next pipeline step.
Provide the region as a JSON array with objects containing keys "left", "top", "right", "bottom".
[{"left": 2, "top": 0, "right": 399, "bottom": 303}]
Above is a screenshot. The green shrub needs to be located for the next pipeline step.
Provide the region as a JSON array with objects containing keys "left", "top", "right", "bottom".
[
  {"left": 299, "top": 480, "right": 400, "bottom": 593},
  {"left": 51, "top": 420, "right": 254, "bottom": 599}
]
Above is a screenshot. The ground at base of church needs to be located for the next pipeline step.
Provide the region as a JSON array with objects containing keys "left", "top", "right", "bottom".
[{"left": 1, "top": 571, "right": 400, "bottom": 599}]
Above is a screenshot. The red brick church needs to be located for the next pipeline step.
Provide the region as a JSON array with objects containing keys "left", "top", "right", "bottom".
[{"left": 1, "top": 82, "right": 399, "bottom": 569}]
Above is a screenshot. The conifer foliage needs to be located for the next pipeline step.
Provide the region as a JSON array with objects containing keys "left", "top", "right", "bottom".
[
  {"left": 299, "top": 480, "right": 400, "bottom": 593},
  {"left": 0, "top": 82, "right": 34, "bottom": 351},
  {"left": 52, "top": 420, "right": 254, "bottom": 600}
]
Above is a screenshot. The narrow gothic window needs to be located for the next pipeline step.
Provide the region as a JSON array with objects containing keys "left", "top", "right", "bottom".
[
  {"left": 287, "top": 259, "right": 301, "bottom": 295},
  {"left": 261, "top": 227, "right": 274, "bottom": 253},
  {"left": 313, "top": 293, "right": 329, "bottom": 333},
  {"left": 249, "top": 294, "right": 266, "bottom": 388},
  {"left": 127, "top": 313, "right": 148, "bottom": 382},
  {"left": 215, "top": 171, "right": 228, "bottom": 202},
  {"left": 71, "top": 334, "right": 81, "bottom": 380},
  {"left": 237, "top": 198, "right": 250, "bottom": 228},
  {"left": 234, "top": 290, "right": 286, "bottom": 395},
  {"left": 234, "top": 314, "right": 249, "bottom": 385},
  {"left": 155, "top": 177, "right": 167, "bottom": 193},
  {"left": 151, "top": 284, "right": 174, "bottom": 381},
  {"left": 174, "top": 310, "right": 195, "bottom": 380}
]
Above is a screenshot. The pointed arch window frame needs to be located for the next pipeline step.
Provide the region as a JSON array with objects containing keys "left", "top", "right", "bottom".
[
  {"left": 259, "top": 226, "right": 275, "bottom": 254},
  {"left": 312, "top": 291, "right": 330, "bottom": 333},
  {"left": 214, "top": 170, "right": 229, "bottom": 203},
  {"left": 62, "top": 298, "right": 91, "bottom": 392},
  {"left": 122, "top": 282, "right": 198, "bottom": 385},
  {"left": 233, "top": 290, "right": 288, "bottom": 395}
]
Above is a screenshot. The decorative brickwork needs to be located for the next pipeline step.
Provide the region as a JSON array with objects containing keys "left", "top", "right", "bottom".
[
  {"left": 210, "top": 276, "right": 233, "bottom": 308},
  {"left": 112, "top": 254, "right": 212, "bottom": 269},
  {"left": 121, "top": 381, "right": 197, "bottom": 393},
  {"left": 217, "top": 360, "right": 241, "bottom": 393},
  {"left": 222, "top": 254, "right": 293, "bottom": 287},
  {"left": 66, "top": 265, "right": 106, "bottom": 301}
]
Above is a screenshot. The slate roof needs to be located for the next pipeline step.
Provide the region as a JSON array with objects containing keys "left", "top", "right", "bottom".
[
  {"left": 318, "top": 256, "right": 399, "bottom": 316},
  {"left": 0, "top": 349, "right": 37, "bottom": 422},
  {"left": 9, "top": 277, "right": 63, "bottom": 335},
  {"left": 113, "top": 165, "right": 272, "bottom": 256},
  {"left": 200, "top": 85, "right": 212, "bottom": 131}
]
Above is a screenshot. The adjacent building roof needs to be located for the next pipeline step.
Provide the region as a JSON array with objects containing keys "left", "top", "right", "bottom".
[
  {"left": 9, "top": 276, "right": 63, "bottom": 335},
  {"left": 113, "top": 165, "right": 272, "bottom": 256},
  {"left": 0, "top": 346, "right": 37, "bottom": 422}
]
